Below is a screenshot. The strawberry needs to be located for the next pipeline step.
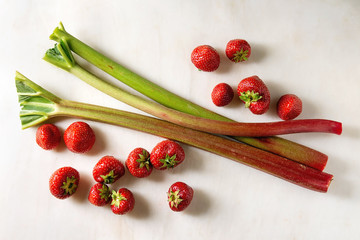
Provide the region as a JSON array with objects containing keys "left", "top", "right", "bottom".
[
  {"left": 111, "top": 188, "right": 135, "bottom": 215},
  {"left": 49, "top": 166, "right": 80, "bottom": 199},
  {"left": 225, "top": 39, "right": 251, "bottom": 63},
  {"left": 167, "top": 182, "right": 194, "bottom": 212},
  {"left": 63, "top": 121, "right": 96, "bottom": 153},
  {"left": 88, "top": 183, "right": 111, "bottom": 206},
  {"left": 277, "top": 94, "right": 303, "bottom": 120},
  {"left": 126, "top": 148, "right": 153, "bottom": 178},
  {"left": 237, "top": 75, "right": 271, "bottom": 115},
  {"left": 211, "top": 83, "right": 234, "bottom": 107},
  {"left": 36, "top": 123, "right": 61, "bottom": 150},
  {"left": 93, "top": 156, "right": 125, "bottom": 184},
  {"left": 191, "top": 45, "right": 220, "bottom": 72},
  {"left": 150, "top": 140, "right": 185, "bottom": 170}
]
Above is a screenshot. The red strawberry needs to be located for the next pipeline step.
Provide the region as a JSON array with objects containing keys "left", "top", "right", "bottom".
[
  {"left": 63, "top": 121, "right": 95, "bottom": 153},
  {"left": 49, "top": 166, "right": 80, "bottom": 199},
  {"left": 168, "top": 182, "right": 194, "bottom": 212},
  {"left": 225, "top": 39, "right": 251, "bottom": 62},
  {"left": 150, "top": 140, "right": 185, "bottom": 170},
  {"left": 191, "top": 45, "right": 220, "bottom": 72},
  {"left": 93, "top": 156, "right": 125, "bottom": 184},
  {"left": 277, "top": 94, "right": 303, "bottom": 120},
  {"left": 36, "top": 123, "right": 61, "bottom": 150},
  {"left": 88, "top": 183, "right": 111, "bottom": 206},
  {"left": 211, "top": 83, "right": 234, "bottom": 107},
  {"left": 237, "top": 75, "right": 271, "bottom": 115},
  {"left": 126, "top": 148, "right": 152, "bottom": 178},
  {"left": 111, "top": 188, "right": 135, "bottom": 215}
]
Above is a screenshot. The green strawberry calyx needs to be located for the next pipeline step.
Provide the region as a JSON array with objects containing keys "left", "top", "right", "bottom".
[
  {"left": 168, "top": 190, "right": 183, "bottom": 209},
  {"left": 111, "top": 190, "right": 127, "bottom": 207},
  {"left": 61, "top": 176, "right": 78, "bottom": 195},
  {"left": 98, "top": 184, "right": 111, "bottom": 201},
  {"left": 159, "top": 154, "right": 179, "bottom": 169},
  {"left": 100, "top": 170, "right": 118, "bottom": 184},
  {"left": 136, "top": 149, "right": 151, "bottom": 171},
  {"left": 232, "top": 49, "right": 249, "bottom": 62},
  {"left": 239, "top": 90, "right": 262, "bottom": 108}
]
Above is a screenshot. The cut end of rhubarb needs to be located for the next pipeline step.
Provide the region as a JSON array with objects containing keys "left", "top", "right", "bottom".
[
  {"left": 333, "top": 122, "right": 342, "bottom": 135},
  {"left": 322, "top": 174, "right": 334, "bottom": 193},
  {"left": 308, "top": 172, "right": 333, "bottom": 193}
]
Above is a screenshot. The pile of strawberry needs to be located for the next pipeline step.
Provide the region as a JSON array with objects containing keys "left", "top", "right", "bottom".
[
  {"left": 37, "top": 121, "right": 194, "bottom": 214},
  {"left": 191, "top": 39, "right": 302, "bottom": 120}
]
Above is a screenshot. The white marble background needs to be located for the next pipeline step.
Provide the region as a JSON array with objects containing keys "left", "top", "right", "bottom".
[{"left": 1, "top": 0, "right": 359, "bottom": 239}]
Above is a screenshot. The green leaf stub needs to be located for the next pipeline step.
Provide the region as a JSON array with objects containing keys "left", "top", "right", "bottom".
[
  {"left": 239, "top": 90, "right": 262, "bottom": 108},
  {"left": 15, "top": 72, "right": 59, "bottom": 129},
  {"left": 159, "top": 154, "right": 179, "bottom": 169},
  {"left": 232, "top": 49, "right": 249, "bottom": 62},
  {"left": 43, "top": 38, "right": 75, "bottom": 71}
]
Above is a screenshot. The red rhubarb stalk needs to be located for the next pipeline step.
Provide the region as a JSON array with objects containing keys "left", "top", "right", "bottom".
[{"left": 16, "top": 72, "right": 333, "bottom": 192}]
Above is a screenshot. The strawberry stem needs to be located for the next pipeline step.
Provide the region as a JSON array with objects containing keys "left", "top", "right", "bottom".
[
  {"left": 168, "top": 190, "right": 183, "bottom": 208},
  {"left": 159, "top": 154, "right": 179, "bottom": 169},
  {"left": 111, "top": 190, "right": 127, "bottom": 207},
  {"left": 48, "top": 22, "right": 330, "bottom": 171},
  {"left": 136, "top": 150, "right": 151, "bottom": 170},
  {"left": 15, "top": 74, "right": 333, "bottom": 192},
  {"left": 232, "top": 49, "right": 249, "bottom": 62},
  {"left": 239, "top": 90, "right": 263, "bottom": 108},
  {"left": 61, "top": 176, "right": 78, "bottom": 195},
  {"left": 100, "top": 170, "right": 117, "bottom": 184},
  {"left": 98, "top": 184, "right": 111, "bottom": 201}
]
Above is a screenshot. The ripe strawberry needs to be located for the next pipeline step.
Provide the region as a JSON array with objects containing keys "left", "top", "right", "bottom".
[
  {"left": 111, "top": 188, "right": 135, "bottom": 215},
  {"left": 237, "top": 75, "right": 271, "bottom": 115},
  {"left": 211, "top": 83, "right": 234, "bottom": 107},
  {"left": 36, "top": 123, "right": 61, "bottom": 150},
  {"left": 150, "top": 140, "right": 185, "bottom": 170},
  {"left": 277, "top": 94, "right": 303, "bottom": 120},
  {"left": 49, "top": 166, "right": 80, "bottom": 199},
  {"left": 88, "top": 183, "right": 111, "bottom": 206},
  {"left": 191, "top": 45, "right": 220, "bottom": 72},
  {"left": 126, "top": 148, "right": 153, "bottom": 178},
  {"left": 63, "top": 121, "right": 95, "bottom": 153},
  {"left": 225, "top": 39, "right": 251, "bottom": 63},
  {"left": 168, "top": 182, "right": 194, "bottom": 212},
  {"left": 93, "top": 156, "right": 125, "bottom": 184}
]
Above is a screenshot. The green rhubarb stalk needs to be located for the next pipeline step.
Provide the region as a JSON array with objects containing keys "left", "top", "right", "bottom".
[
  {"left": 15, "top": 71, "right": 333, "bottom": 192},
  {"left": 49, "top": 22, "right": 329, "bottom": 170},
  {"left": 43, "top": 41, "right": 342, "bottom": 138}
]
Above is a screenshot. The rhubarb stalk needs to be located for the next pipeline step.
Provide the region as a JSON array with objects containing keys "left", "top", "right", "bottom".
[
  {"left": 49, "top": 22, "right": 333, "bottom": 170},
  {"left": 43, "top": 40, "right": 342, "bottom": 138},
  {"left": 15, "top": 72, "right": 333, "bottom": 192}
]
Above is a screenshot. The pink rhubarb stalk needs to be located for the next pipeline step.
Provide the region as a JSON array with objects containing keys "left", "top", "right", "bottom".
[{"left": 16, "top": 72, "right": 333, "bottom": 192}]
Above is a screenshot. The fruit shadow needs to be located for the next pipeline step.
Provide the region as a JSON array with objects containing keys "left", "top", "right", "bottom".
[
  {"left": 266, "top": 80, "right": 321, "bottom": 119},
  {"left": 265, "top": 80, "right": 289, "bottom": 118},
  {"left": 86, "top": 125, "right": 107, "bottom": 156},
  {"left": 126, "top": 144, "right": 206, "bottom": 183},
  {"left": 169, "top": 145, "right": 205, "bottom": 175},
  {"left": 215, "top": 42, "right": 268, "bottom": 74},
  {"left": 215, "top": 51, "right": 236, "bottom": 74},
  {"left": 224, "top": 90, "right": 245, "bottom": 111},
  {"left": 128, "top": 191, "right": 151, "bottom": 219},
  {"left": 72, "top": 173, "right": 93, "bottom": 203},
  {"left": 247, "top": 42, "right": 267, "bottom": 63},
  {"left": 185, "top": 187, "right": 210, "bottom": 216}
]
